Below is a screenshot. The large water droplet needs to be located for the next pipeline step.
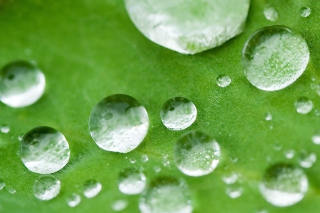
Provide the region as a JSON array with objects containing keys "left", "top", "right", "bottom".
[
  {"left": 263, "top": 6, "right": 278, "bottom": 22},
  {"left": 118, "top": 168, "right": 146, "bottom": 195},
  {"left": 125, "top": 0, "right": 250, "bottom": 54},
  {"left": 0, "top": 61, "right": 45, "bottom": 107},
  {"left": 20, "top": 126, "right": 70, "bottom": 174},
  {"left": 66, "top": 193, "right": 81, "bottom": 207},
  {"left": 295, "top": 97, "right": 313, "bottom": 114},
  {"left": 89, "top": 94, "right": 149, "bottom": 153},
  {"left": 33, "top": 175, "right": 61, "bottom": 200},
  {"left": 160, "top": 97, "right": 197, "bottom": 131},
  {"left": 112, "top": 199, "right": 128, "bottom": 212},
  {"left": 139, "top": 177, "right": 193, "bottom": 213},
  {"left": 259, "top": 163, "right": 308, "bottom": 207},
  {"left": 83, "top": 180, "right": 102, "bottom": 198},
  {"left": 174, "top": 131, "right": 220, "bottom": 176},
  {"left": 242, "top": 26, "right": 309, "bottom": 91},
  {"left": 216, "top": 75, "right": 231, "bottom": 88},
  {"left": 300, "top": 7, "right": 311, "bottom": 18},
  {"left": 0, "top": 125, "right": 10, "bottom": 134}
]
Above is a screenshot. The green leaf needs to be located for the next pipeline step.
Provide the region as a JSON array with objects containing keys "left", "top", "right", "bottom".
[{"left": 0, "top": 0, "right": 319, "bottom": 212}]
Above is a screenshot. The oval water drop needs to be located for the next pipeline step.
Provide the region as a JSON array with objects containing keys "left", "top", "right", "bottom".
[
  {"left": 118, "top": 168, "right": 146, "bottom": 195},
  {"left": 33, "top": 175, "right": 61, "bottom": 200}
]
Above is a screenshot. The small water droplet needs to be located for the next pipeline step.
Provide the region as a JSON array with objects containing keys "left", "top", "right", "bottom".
[
  {"left": 141, "top": 154, "right": 148, "bottom": 163},
  {"left": 259, "top": 163, "right": 308, "bottom": 207},
  {"left": 18, "top": 134, "right": 24, "bottom": 141},
  {"left": 66, "top": 193, "right": 81, "bottom": 207},
  {"left": 264, "top": 6, "right": 278, "bottom": 21},
  {"left": 226, "top": 183, "right": 243, "bottom": 199},
  {"left": 33, "top": 175, "right": 61, "bottom": 200},
  {"left": 139, "top": 177, "right": 193, "bottom": 213},
  {"left": 242, "top": 26, "right": 309, "bottom": 91},
  {"left": 216, "top": 75, "right": 231, "bottom": 87},
  {"left": 118, "top": 168, "right": 146, "bottom": 195},
  {"left": 300, "top": 7, "right": 311, "bottom": 18},
  {"left": 314, "top": 109, "right": 320, "bottom": 117},
  {"left": 295, "top": 97, "right": 313, "bottom": 114},
  {"left": 312, "top": 134, "right": 320, "bottom": 145},
  {"left": 83, "top": 180, "right": 102, "bottom": 198},
  {"left": 160, "top": 97, "right": 197, "bottom": 131},
  {"left": 112, "top": 199, "right": 128, "bottom": 212},
  {"left": 230, "top": 156, "right": 238, "bottom": 163},
  {"left": 0, "top": 61, "right": 45, "bottom": 108},
  {"left": 273, "top": 142, "right": 282, "bottom": 151},
  {"left": 89, "top": 94, "right": 149, "bottom": 153},
  {"left": 20, "top": 126, "right": 70, "bottom": 174},
  {"left": 153, "top": 166, "right": 161, "bottom": 173},
  {"left": 0, "top": 125, "right": 10, "bottom": 134},
  {"left": 222, "top": 172, "right": 238, "bottom": 185},
  {"left": 6, "top": 185, "right": 16, "bottom": 194},
  {"left": 130, "top": 158, "right": 136, "bottom": 164},
  {"left": 0, "top": 179, "right": 5, "bottom": 190},
  {"left": 298, "top": 150, "right": 316, "bottom": 168},
  {"left": 284, "top": 150, "right": 295, "bottom": 159},
  {"left": 264, "top": 112, "right": 272, "bottom": 121}
]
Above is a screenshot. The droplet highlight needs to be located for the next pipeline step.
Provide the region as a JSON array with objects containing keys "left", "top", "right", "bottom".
[
  {"left": 33, "top": 175, "right": 61, "bottom": 200},
  {"left": 66, "top": 193, "right": 81, "bottom": 207},
  {"left": 83, "top": 180, "right": 102, "bottom": 198},
  {"left": 118, "top": 168, "right": 146, "bottom": 195},
  {"left": 295, "top": 97, "right": 313, "bottom": 114},
  {"left": 216, "top": 75, "right": 231, "bottom": 87}
]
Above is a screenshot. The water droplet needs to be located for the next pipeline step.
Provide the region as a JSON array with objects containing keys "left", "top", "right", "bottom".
[
  {"left": 66, "top": 193, "right": 81, "bottom": 207},
  {"left": 284, "top": 150, "right": 295, "bottom": 159},
  {"left": 264, "top": 112, "right": 272, "bottom": 121},
  {"left": 0, "top": 125, "right": 10, "bottom": 134},
  {"left": 273, "top": 142, "right": 282, "bottom": 151},
  {"left": 18, "top": 134, "right": 24, "bottom": 141},
  {"left": 226, "top": 183, "right": 243, "bottom": 199},
  {"left": 0, "top": 179, "right": 5, "bottom": 190},
  {"left": 112, "top": 199, "right": 128, "bottom": 212},
  {"left": 130, "top": 158, "right": 136, "bottom": 164},
  {"left": 20, "top": 126, "right": 70, "bottom": 174},
  {"left": 139, "top": 177, "right": 193, "bottom": 213},
  {"left": 33, "top": 175, "right": 61, "bottom": 200},
  {"left": 118, "top": 168, "right": 146, "bottom": 195},
  {"left": 89, "top": 94, "right": 149, "bottom": 153},
  {"left": 6, "top": 186, "right": 16, "bottom": 194},
  {"left": 0, "top": 61, "right": 45, "bottom": 107},
  {"left": 160, "top": 97, "right": 197, "bottom": 131},
  {"left": 141, "top": 154, "right": 149, "bottom": 163},
  {"left": 312, "top": 134, "right": 320, "bottom": 145},
  {"left": 264, "top": 6, "right": 278, "bottom": 21},
  {"left": 153, "top": 165, "right": 161, "bottom": 173},
  {"left": 259, "top": 163, "right": 308, "bottom": 207},
  {"left": 242, "top": 26, "right": 309, "bottom": 91},
  {"left": 230, "top": 156, "right": 238, "bottom": 163},
  {"left": 298, "top": 150, "right": 316, "bottom": 168},
  {"left": 222, "top": 172, "right": 238, "bottom": 185},
  {"left": 300, "top": 7, "right": 311, "bottom": 18},
  {"left": 83, "top": 180, "right": 102, "bottom": 198},
  {"left": 216, "top": 75, "right": 231, "bottom": 87},
  {"left": 295, "top": 97, "right": 313, "bottom": 114},
  {"left": 256, "top": 209, "right": 268, "bottom": 213},
  {"left": 174, "top": 131, "right": 220, "bottom": 176},
  {"left": 125, "top": 0, "right": 250, "bottom": 54},
  {"left": 314, "top": 109, "right": 320, "bottom": 117}
]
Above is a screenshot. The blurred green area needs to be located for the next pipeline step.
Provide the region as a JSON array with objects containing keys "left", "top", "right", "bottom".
[{"left": 0, "top": 0, "right": 319, "bottom": 212}]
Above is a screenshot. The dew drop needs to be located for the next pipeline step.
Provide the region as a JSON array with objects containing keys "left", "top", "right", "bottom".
[
  {"left": 216, "top": 75, "right": 231, "bottom": 87},
  {"left": 312, "top": 134, "right": 320, "bottom": 145},
  {"left": 118, "top": 168, "right": 146, "bottom": 195},
  {"left": 112, "top": 199, "right": 128, "bottom": 212},
  {"left": 242, "top": 26, "right": 309, "bottom": 91},
  {"left": 160, "top": 97, "right": 197, "bottom": 131},
  {"left": 6, "top": 186, "right": 16, "bottom": 194},
  {"left": 298, "top": 150, "right": 316, "bottom": 168},
  {"left": 141, "top": 154, "right": 149, "bottom": 163},
  {"left": 300, "top": 7, "right": 311, "bottom": 18},
  {"left": 83, "top": 180, "right": 102, "bottom": 198},
  {"left": 89, "top": 94, "right": 149, "bottom": 153},
  {"left": 174, "top": 131, "right": 220, "bottom": 176},
  {"left": 18, "top": 134, "right": 24, "bottom": 141},
  {"left": 226, "top": 183, "right": 243, "bottom": 199},
  {"left": 125, "top": 0, "right": 250, "bottom": 54},
  {"left": 0, "top": 61, "right": 45, "bottom": 108},
  {"left": 139, "top": 177, "right": 193, "bottom": 213},
  {"left": 66, "top": 193, "right": 81, "bottom": 207},
  {"left": 263, "top": 6, "right": 278, "bottom": 22},
  {"left": 284, "top": 150, "right": 295, "bottom": 159},
  {"left": 33, "top": 175, "right": 61, "bottom": 201},
  {"left": 0, "top": 179, "right": 5, "bottom": 190},
  {"left": 153, "top": 165, "right": 161, "bottom": 173},
  {"left": 295, "top": 97, "right": 313, "bottom": 114},
  {"left": 20, "top": 126, "right": 70, "bottom": 174},
  {"left": 222, "top": 172, "right": 238, "bottom": 185},
  {"left": 130, "top": 158, "right": 137, "bottom": 164},
  {"left": 259, "top": 163, "right": 308, "bottom": 207},
  {"left": 264, "top": 112, "right": 272, "bottom": 121},
  {"left": 0, "top": 125, "right": 10, "bottom": 134}
]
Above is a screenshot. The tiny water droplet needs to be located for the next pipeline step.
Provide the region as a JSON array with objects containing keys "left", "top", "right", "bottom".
[
  {"left": 264, "top": 6, "right": 278, "bottom": 21},
  {"left": 264, "top": 112, "right": 272, "bottom": 121},
  {"left": 112, "top": 199, "right": 128, "bottom": 212},
  {"left": 222, "top": 172, "right": 238, "bottom": 185},
  {"left": 18, "top": 134, "right": 24, "bottom": 141},
  {"left": 89, "top": 94, "right": 149, "bottom": 153},
  {"left": 284, "top": 150, "right": 295, "bottom": 159},
  {"left": 153, "top": 166, "right": 161, "bottom": 173},
  {"left": 300, "top": 7, "right": 311, "bottom": 18},
  {"left": 33, "top": 175, "right": 61, "bottom": 200},
  {"left": 160, "top": 97, "right": 197, "bottom": 131},
  {"left": 226, "top": 183, "right": 243, "bottom": 199},
  {"left": 0, "top": 179, "right": 5, "bottom": 190},
  {"left": 0, "top": 61, "right": 45, "bottom": 108},
  {"left": 273, "top": 142, "right": 282, "bottom": 151},
  {"left": 118, "top": 168, "right": 146, "bottom": 195},
  {"left": 312, "top": 134, "right": 320, "bottom": 145},
  {"left": 0, "top": 125, "right": 10, "bottom": 134},
  {"left": 83, "top": 180, "right": 102, "bottom": 198},
  {"left": 216, "top": 75, "right": 231, "bottom": 87},
  {"left": 130, "top": 158, "right": 136, "bottom": 164},
  {"left": 66, "top": 193, "right": 81, "bottom": 207},
  {"left": 298, "top": 150, "right": 316, "bottom": 168},
  {"left": 295, "top": 97, "right": 313, "bottom": 114},
  {"left": 6, "top": 185, "right": 16, "bottom": 194},
  {"left": 230, "top": 156, "right": 238, "bottom": 163},
  {"left": 141, "top": 154, "right": 148, "bottom": 163}
]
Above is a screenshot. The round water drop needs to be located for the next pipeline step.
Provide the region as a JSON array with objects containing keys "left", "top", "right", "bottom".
[
  {"left": 6, "top": 186, "right": 16, "bottom": 194},
  {"left": 0, "top": 61, "right": 45, "bottom": 108},
  {"left": 89, "top": 94, "right": 149, "bottom": 153},
  {"left": 226, "top": 183, "right": 243, "bottom": 199},
  {"left": 20, "top": 126, "right": 70, "bottom": 174},
  {"left": 264, "top": 6, "right": 278, "bottom": 22},
  {"left": 118, "top": 168, "right": 146, "bottom": 195},
  {"left": 216, "top": 75, "right": 231, "bottom": 87},
  {"left": 83, "top": 180, "right": 102, "bottom": 198},
  {"left": 264, "top": 112, "right": 272, "bottom": 121},
  {"left": 33, "top": 175, "right": 61, "bottom": 200},
  {"left": 298, "top": 150, "right": 316, "bottom": 168},
  {"left": 125, "top": 0, "right": 250, "bottom": 54},
  {"left": 66, "top": 193, "right": 81, "bottom": 207},
  {"left": 300, "top": 7, "right": 311, "bottom": 18},
  {"left": 153, "top": 165, "right": 161, "bottom": 173},
  {"left": 242, "top": 26, "right": 309, "bottom": 91},
  {"left": 141, "top": 154, "right": 149, "bottom": 163},
  {"left": 174, "top": 131, "right": 220, "bottom": 176},
  {"left": 312, "top": 134, "right": 320, "bottom": 145},
  {"left": 259, "top": 163, "right": 308, "bottom": 207},
  {"left": 0, "top": 179, "right": 5, "bottom": 190},
  {"left": 160, "top": 97, "right": 197, "bottom": 131},
  {"left": 222, "top": 172, "right": 238, "bottom": 185},
  {"left": 0, "top": 125, "right": 10, "bottom": 134},
  {"left": 295, "top": 97, "right": 313, "bottom": 114},
  {"left": 139, "top": 177, "right": 193, "bottom": 213},
  {"left": 284, "top": 150, "right": 295, "bottom": 159},
  {"left": 112, "top": 199, "right": 128, "bottom": 212}
]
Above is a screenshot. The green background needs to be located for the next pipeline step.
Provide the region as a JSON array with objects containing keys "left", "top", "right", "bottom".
[{"left": 0, "top": 0, "right": 319, "bottom": 212}]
